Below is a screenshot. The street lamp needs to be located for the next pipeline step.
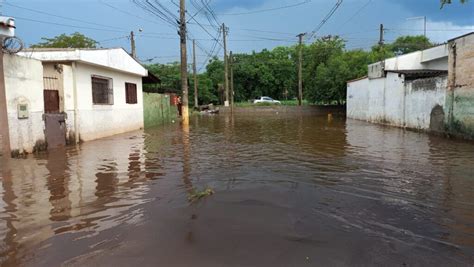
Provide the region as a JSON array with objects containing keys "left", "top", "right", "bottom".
[{"left": 407, "top": 16, "right": 427, "bottom": 37}]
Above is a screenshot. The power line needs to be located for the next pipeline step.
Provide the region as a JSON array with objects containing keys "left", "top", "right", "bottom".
[
  {"left": 133, "top": 0, "right": 179, "bottom": 28},
  {"left": 387, "top": 28, "right": 474, "bottom": 32},
  {"left": 308, "top": 0, "right": 343, "bottom": 41},
  {"left": 235, "top": 28, "right": 296, "bottom": 36},
  {"left": 336, "top": 0, "right": 371, "bottom": 31},
  {"left": 217, "top": 0, "right": 312, "bottom": 16},
  {"left": 12, "top": 15, "right": 176, "bottom": 37},
  {"left": 12, "top": 16, "right": 130, "bottom": 33},
  {"left": 4, "top": 2, "right": 124, "bottom": 30},
  {"left": 99, "top": 0, "right": 165, "bottom": 26}
]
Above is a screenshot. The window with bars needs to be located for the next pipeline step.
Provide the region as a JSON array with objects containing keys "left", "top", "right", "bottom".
[
  {"left": 92, "top": 76, "right": 114, "bottom": 105},
  {"left": 125, "top": 82, "right": 138, "bottom": 104}
]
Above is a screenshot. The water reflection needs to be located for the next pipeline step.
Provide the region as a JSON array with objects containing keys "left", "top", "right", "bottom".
[
  {"left": 0, "top": 111, "right": 474, "bottom": 266},
  {"left": 44, "top": 149, "right": 72, "bottom": 222},
  {"left": 0, "top": 159, "right": 18, "bottom": 266},
  {"left": 0, "top": 132, "right": 160, "bottom": 264}
]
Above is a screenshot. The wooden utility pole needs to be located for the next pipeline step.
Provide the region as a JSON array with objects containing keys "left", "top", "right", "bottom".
[
  {"left": 0, "top": 51, "right": 10, "bottom": 157},
  {"left": 222, "top": 23, "right": 229, "bottom": 107},
  {"left": 297, "top": 33, "right": 305, "bottom": 106},
  {"left": 130, "top": 31, "right": 136, "bottom": 59},
  {"left": 193, "top": 39, "right": 198, "bottom": 109},
  {"left": 230, "top": 51, "right": 234, "bottom": 112},
  {"left": 378, "top": 24, "right": 384, "bottom": 46},
  {"left": 179, "top": 0, "right": 189, "bottom": 124}
]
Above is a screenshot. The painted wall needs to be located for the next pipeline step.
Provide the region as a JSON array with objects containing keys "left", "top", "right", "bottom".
[
  {"left": 143, "top": 93, "right": 177, "bottom": 128},
  {"left": 368, "top": 45, "right": 448, "bottom": 79},
  {"left": 347, "top": 78, "right": 369, "bottom": 120},
  {"left": 447, "top": 33, "right": 474, "bottom": 139},
  {"left": 384, "top": 45, "right": 448, "bottom": 71},
  {"left": 347, "top": 74, "right": 448, "bottom": 132},
  {"left": 405, "top": 76, "right": 447, "bottom": 130},
  {"left": 74, "top": 62, "right": 144, "bottom": 142},
  {"left": 3, "top": 54, "right": 45, "bottom": 153},
  {"left": 19, "top": 48, "right": 147, "bottom": 77}
]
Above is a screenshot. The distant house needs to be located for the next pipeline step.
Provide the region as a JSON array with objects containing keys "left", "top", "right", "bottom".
[
  {"left": 1, "top": 48, "right": 148, "bottom": 154},
  {"left": 346, "top": 32, "right": 474, "bottom": 139}
]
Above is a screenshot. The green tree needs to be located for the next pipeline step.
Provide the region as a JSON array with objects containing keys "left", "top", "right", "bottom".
[
  {"left": 308, "top": 49, "right": 370, "bottom": 105},
  {"left": 189, "top": 74, "right": 218, "bottom": 105},
  {"left": 303, "top": 37, "right": 345, "bottom": 103},
  {"left": 441, "top": 0, "right": 468, "bottom": 8},
  {"left": 145, "top": 62, "right": 181, "bottom": 94},
  {"left": 31, "top": 32, "right": 98, "bottom": 48},
  {"left": 389, "top": 35, "right": 434, "bottom": 55}
]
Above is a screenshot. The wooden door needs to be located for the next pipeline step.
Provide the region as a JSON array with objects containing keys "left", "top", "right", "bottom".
[{"left": 44, "top": 90, "right": 60, "bottom": 114}]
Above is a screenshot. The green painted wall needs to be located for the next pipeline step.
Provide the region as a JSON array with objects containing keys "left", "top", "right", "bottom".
[
  {"left": 446, "top": 34, "right": 474, "bottom": 140},
  {"left": 143, "top": 93, "right": 177, "bottom": 128}
]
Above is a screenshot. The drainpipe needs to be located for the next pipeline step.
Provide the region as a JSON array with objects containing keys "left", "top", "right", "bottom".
[
  {"left": 448, "top": 42, "right": 456, "bottom": 129},
  {"left": 72, "top": 62, "right": 79, "bottom": 144},
  {"left": 402, "top": 74, "right": 407, "bottom": 128},
  {"left": 0, "top": 52, "right": 11, "bottom": 156}
]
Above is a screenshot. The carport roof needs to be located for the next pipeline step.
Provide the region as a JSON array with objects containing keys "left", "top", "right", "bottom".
[{"left": 386, "top": 69, "right": 448, "bottom": 79}]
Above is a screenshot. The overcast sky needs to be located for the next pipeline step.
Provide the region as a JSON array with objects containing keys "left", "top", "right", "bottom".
[{"left": 2, "top": 0, "right": 473, "bottom": 67}]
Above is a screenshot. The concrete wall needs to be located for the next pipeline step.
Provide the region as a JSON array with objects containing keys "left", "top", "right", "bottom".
[
  {"left": 405, "top": 76, "right": 447, "bottom": 130},
  {"left": 347, "top": 78, "right": 369, "bottom": 120},
  {"left": 4, "top": 54, "right": 45, "bottom": 153},
  {"left": 74, "top": 62, "right": 144, "bottom": 142},
  {"left": 347, "top": 74, "right": 448, "bottom": 132},
  {"left": 447, "top": 33, "right": 474, "bottom": 139},
  {"left": 383, "top": 45, "right": 448, "bottom": 71},
  {"left": 143, "top": 93, "right": 177, "bottom": 128}
]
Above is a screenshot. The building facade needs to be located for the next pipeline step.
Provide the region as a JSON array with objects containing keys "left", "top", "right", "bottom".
[
  {"left": 347, "top": 33, "right": 474, "bottom": 139},
  {"left": 2, "top": 48, "right": 147, "bottom": 155}
]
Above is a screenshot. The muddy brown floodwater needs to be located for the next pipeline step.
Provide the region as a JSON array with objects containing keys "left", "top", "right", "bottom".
[{"left": 1, "top": 110, "right": 474, "bottom": 266}]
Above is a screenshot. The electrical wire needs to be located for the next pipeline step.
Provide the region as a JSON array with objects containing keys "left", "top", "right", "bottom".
[
  {"left": 217, "top": 0, "right": 312, "bottom": 16},
  {"left": 308, "top": 0, "right": 343, "bottom": 40},
  {"left": 4, "top": 2, "right": 124, "bottom": 30}
]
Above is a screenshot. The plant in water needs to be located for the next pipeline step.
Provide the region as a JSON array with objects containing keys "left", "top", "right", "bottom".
[{"left": 188, "top": 188, "right": 215, "bottom": 203}]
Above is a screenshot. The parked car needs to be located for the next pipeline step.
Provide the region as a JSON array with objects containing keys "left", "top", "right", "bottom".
[{"left": 253, "top": 96, "right": 281, "bottom": 104}]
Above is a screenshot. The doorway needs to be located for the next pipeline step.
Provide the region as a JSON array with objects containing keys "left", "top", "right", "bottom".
[{"left": 43, "top": 76, "right": 66, "bottom": 149}]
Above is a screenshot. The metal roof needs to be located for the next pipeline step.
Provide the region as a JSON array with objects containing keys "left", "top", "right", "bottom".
[{"left": 386, "top": 69, "right": 448, "bottom": 79}]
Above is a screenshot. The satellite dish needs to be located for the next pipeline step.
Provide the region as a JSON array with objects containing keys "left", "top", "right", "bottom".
[{"left": 2, "top": 36, "right": 23, "bottom": 54}]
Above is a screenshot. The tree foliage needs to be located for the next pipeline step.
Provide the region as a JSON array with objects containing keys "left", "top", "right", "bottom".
[
  {"left": 147, "top": 35, "right": 435, "bottom": 106},
  {"left": 31, "top": 32, "right": 98, "bottom": 48},
  {"left": 389, "top": 35, "right": 434, "bottom": 55},
  {"left": 144, "top": 62, "right": 181, "bottom": 94},
  {"left": 441, "top": 0, "right": 468, "bottom": 8}
]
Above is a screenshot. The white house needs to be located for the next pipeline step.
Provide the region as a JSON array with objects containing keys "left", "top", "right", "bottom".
[
  {"left": 1, "top": 48, "right": 148, "bottom": 155},
  {"left": 347, "top": 42, "right": 450, "bottom": 132},
  {"left": 347, "top": 32, "right": 474, "bottom": 139}
]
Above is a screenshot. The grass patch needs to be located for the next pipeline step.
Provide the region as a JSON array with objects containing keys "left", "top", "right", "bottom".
[{"left": 188, "top": 188, "right": 215, "bottom": 203}]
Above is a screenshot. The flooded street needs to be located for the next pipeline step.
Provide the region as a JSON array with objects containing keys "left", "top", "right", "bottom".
[{"left": 1, "top": 110, "right": 474, "bottom": 266}]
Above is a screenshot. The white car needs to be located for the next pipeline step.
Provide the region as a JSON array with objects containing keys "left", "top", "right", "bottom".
[{"left": 253, "top": 96, "right": 281, "bottom": 104}]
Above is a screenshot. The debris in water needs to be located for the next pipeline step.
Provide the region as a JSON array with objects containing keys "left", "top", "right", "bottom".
[{"left": 188, "top": 188, "right": 215, "bottom": 203}]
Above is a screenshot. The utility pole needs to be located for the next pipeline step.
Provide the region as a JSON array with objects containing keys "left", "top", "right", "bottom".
[
  {"left": 179, "top": 0, "right": 189, "bottom": 124},
  {"left": 222, "top": 23, "right": 229, "bottom": 107},
  {"left": 230, "top": 51, "right": 234, "bottom": 113},
  {"left": 378, "top": 24, "right": 384, "bottom": 46},
  {"left": 193, "top": 39, "right": 198, "bottom": 109},
  {"left": 297, "top": 33, "right": 305, "bottom": 106},
  {"left": 130, "top": 31, "right": 136, "bottom": 59},
  {"left": 407, "top": 16, "right": 427, "bottom": 38},
  {"left": 423, "top": 16, "right": 427, "bottom": 38},
  {"left": 0, "top": 49, "right": 10, "bottom": 157}
]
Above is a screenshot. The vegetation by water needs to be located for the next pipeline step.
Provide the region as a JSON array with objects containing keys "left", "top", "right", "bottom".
[
  {"left": 188, "top": 188, "right": 215, "bottom": 203},
  {"left": 145, "top": 35, "right": 434, "bottom": 106}
]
